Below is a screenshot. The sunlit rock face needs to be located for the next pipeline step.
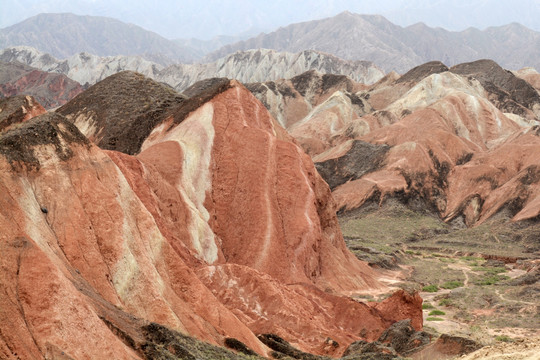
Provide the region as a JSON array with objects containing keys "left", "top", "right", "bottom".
[{"left": 0, "top": 74, "right": 421, "bottom": 359}]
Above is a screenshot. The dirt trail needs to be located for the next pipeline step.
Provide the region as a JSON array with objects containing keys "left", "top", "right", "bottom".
[
  {"left": 494, "top": 289, "right": 536, "bottom": 306},
  {"left": 448, "top": 263, "right": 470, "bottom": 286}
]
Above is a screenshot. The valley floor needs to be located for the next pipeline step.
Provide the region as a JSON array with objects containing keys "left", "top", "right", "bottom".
[{"left": 339, "top": 201, "right": 540, "bottom": 357}]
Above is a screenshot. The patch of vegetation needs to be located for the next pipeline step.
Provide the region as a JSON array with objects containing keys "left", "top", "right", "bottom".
[
  {"left": 474, "top": 275, "right": 510, "bottom": 286},
  {"left": 57, "top": 71, "right": 188, "bottom": 155},
  {"left": 354, "top": 294, "right": 375, "bottom": 301},
  {"left": 441, "top": 281, "right": 464, "bottom": 289},
  {"left": 339, "top": 203, "right": 539, "bottom": 343},
  {"left": 438, "top": 299, "right": 453, "bottom": 307},
  {"left": 428, "top": 310, "right": 446, "bottom": 316},
  {"left": 422, "top": 285, "right": 439, "bottom": 293},
  {"left": 224, "top": 338, "right": 258, "bottom": 356},
  {"left": 315, "top": 140, "right": 390, "bottom": 190},
  {"left": 495, "top": 335, "right": 514, "bottom": 343},
  {"left": 339, "top": 202, "right": 447, "bottom": 248},
  {"left": 407, "top": 257, "right": 464, "bottom": 288},
  {"left": 472, "top": 267, "right": 507, "bottom": 275},
  {"left": 461, "top": 256, "right": 483, "bottom": 262}
]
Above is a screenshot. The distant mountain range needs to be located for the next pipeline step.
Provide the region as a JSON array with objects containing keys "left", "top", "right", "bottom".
[
  {"left": 2, "top": 0, "right": 540, "bottom": 40},
  {"left": 207, "top": 11, "right": 540, "bottom": 73},
  {"left": 0, "top": 46, "right": 384, "bottom": 91},
  {"left": 4, "top": 12, "right": 540, "bottom": 76},
  {"left": 0, "top": 13, "right": 199, "bottom": 64}
]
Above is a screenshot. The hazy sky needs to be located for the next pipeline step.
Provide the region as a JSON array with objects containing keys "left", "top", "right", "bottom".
[{"left": 2, "top": 0, "right": 540, "bottom": 39}]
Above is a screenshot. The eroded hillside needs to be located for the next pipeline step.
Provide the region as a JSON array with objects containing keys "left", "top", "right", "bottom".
[
  {"left": 250, "top": 60, "right": 540, "bottom": 228},
  {"left": 0, "top": 72, "right": 422, "bottom": 360}
]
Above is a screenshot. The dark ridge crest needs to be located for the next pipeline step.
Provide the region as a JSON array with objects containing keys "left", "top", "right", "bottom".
[
  {"left": 170, "top": 77, "right": 233, "bottom": 126},
  {"left": 0, "top": 112, "right": 90, "bottom": 170},
  {"left": 315, "top": 140, "right": 390, "bottom": 190},
  {"left": 321, "top": 73, "right": 353, "bottom": 93},
  {"left": 56, "top": 71, "right": 186, "bottom": 155},
  {"left": 291, "top": 70, "right": 320, "bottom": 97},
  {"left": 396, "top": 61, "right": 449, "bottom": 84},
  {"left": 450, "top": 59, "right": 540, "bottom": 113}
]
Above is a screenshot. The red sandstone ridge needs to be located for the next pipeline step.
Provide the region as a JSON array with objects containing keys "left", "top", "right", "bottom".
[{"left": 0, "top": 74, "right": 422, "bottom": 359}]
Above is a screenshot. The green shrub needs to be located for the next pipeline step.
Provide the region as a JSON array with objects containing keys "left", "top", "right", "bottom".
[
  {"left": 428, "top": 310, "right": 446, "bottom": 316},
  {"left": 422, "top": 285, "right": 439, "bottom": 292},
  {"left": 426, "top": 317, "right": 444, "bottom": 321},
  {"left": 441, "top": 281, "right": 464, "bottom": 289},
  {"left": 422, "top": 302, "right": 435, "bottom": 309}
]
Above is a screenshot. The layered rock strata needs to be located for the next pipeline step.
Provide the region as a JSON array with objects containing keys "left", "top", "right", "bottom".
[{"left": 0, "top": 74, "right": 422, "bottom": 359}]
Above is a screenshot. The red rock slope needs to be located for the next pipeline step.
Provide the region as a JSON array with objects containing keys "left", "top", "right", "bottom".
[
  {"left": 0, "top": 75, "right": 422, "bottom": 359},
  {"left": 272, "top": 61, "right": 540, "bottom": 226}
]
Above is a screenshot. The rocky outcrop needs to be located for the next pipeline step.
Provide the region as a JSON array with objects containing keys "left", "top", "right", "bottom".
[
  {"left": 0, "top": 94, "right": 45, "bottom": 132},
  {"left": 342, "top": 319, "right": 431, "bottom": 359},
  {"left": 0, "top": 61, "right": 83, "bottom": 108},
  {"left": 0, "top": 74, "right": 423, "bottom": 359},
  {"left": 0, "top": 46, "right": 384, "bottom": 92}
]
